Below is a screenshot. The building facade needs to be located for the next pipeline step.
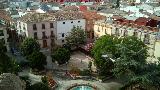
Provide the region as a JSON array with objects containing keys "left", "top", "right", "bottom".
[
  {"left": 94, "top": 20, "right": 159, "bottom": 57},
  {"left": 82, "top": 11, "right": 106, "bottom": 42},
  {"left": 19, "top": 13, "right": 56, "bottom": 49},
  {"left": 54, "top": 11, "right": 86, "bottom": 45},
  {"left": 19, "top": 11, "right": 85, "bottom": 48}
]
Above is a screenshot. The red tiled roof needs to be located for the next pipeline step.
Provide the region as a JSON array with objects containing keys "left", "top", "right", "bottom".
[
  {"left": 135, "top": 17, "right": 150, "bottom": 26},
  {"left": 82, "top": 11, "right": 106, "bottom": 20},
  {"left": 79, "top": 5, "right": 87, "bottom": 11}
]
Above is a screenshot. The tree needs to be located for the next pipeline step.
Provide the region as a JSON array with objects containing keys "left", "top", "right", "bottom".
[
  {"left": 0, "top": 53, "right": 20, "bottom": 74},
  {"left": 30, "top": 82, "right": 50, "bottom": 90},
  {"left": 92, "top": 35, "right": 121, "bottom": 59},
  {"left": 66, "top": 26, "right": 86, "bottom": 47},
  {"left": 121, "top": 63, "right": 160, "bottom": 90},
  {"left": 0, "top": 42, "right": 20, "bottom": 74},
  {"left": 91, "top": 35, "right": 147, "bottom": 79},
  {"left": 27, "top": 51, "right": 47, "bottom": 70},
  {"left": 41, "top": 76, "right": 48, "bottom": 85},
  {"left": 95, "top": 57, "right": 114, "bottom": 79},
  {"left": 20, "top": 38, "right": 40, "bottom": 56},
  {"left": 91, "top": 35, "right": 118, "bottom": 77},
  {"left": 0, "top": 41, "right": 7, "bottom": 53},
  {"left": 112, "top": 36, "right": 148, "bottom": 79},
  {"left": 51, "top": 48, "right": 70, "bottom": 65}
]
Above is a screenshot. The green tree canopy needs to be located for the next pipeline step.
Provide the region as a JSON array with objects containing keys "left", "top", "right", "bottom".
[
  {"left": 66, "top": 26, "right": 86, "bottom": 47},
  {"left": 121, "top": 63, "right": 160, "bottom": 90},
  {"left": 113, "top": 36, "right": 148, "bottom": 78},
  {"left": 51, "top": 48, "right": 70, "bottom": 65},
  {"left": 92, "top": 35, "right": 121, "bottom": 59},
  {"left": 91, "top": 35, "right": 148, "bottom": 79},
  {"left": 27, "top": 51, "right": 47, "bottom": 70},
  {"left": 0, "top": 53, "right": 20, "bottom": 74},
  {"left": 30, "top": 82, "right": 50, "bottom": 90},
  {"left": 0, "top": 41, "right": 7, "bottom": 53},
  {"left": 20, "top": 38, "right": 40, "bottom": 56}
]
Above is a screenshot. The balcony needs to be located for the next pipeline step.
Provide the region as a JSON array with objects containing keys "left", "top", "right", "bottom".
[
  {"left": 50, "top": 34, "right": 55, "bottom": 39},
  {"left": 42, "top": 36, "right": 49, "bottom": 39}
]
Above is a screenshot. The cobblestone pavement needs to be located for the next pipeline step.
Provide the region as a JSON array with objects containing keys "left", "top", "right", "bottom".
[{"left": 46, "top": 51, "right": 96, "bottom": 71}]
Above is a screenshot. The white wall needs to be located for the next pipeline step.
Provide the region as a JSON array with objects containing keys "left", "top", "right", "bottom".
[
  {"left": 56, "top": 19, "right": 85, "bottom": 45},
  {"left": 154, "top": 41, "right": 160, "bottom": 58}
]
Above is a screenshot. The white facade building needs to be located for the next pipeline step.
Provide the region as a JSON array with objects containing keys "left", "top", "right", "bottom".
[
  {"left": 18, "top": 11, "right": 86, "bottom": 48},
  {"left": 56, "top": 19, "right": 85, "bottom": 45},
  {"left": 54, "top": 11, "right": 85, "bottom": 45}
]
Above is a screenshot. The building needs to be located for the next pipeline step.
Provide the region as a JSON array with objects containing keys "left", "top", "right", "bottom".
[
  {"left": 82, "top": 11, "right": 106, "bottom": 42},
  {"left": 0, "top": 10, "right": 12, "bottom": 51},
  {"left": 19, "top": 11, "right": 85, "bottom": 48},
  {"left": 94, "top": 20, "right": 113, "bottom": 38},
  {"left": 94, "top": 19, "right": 160, "bottom": 57},
  {"left": 19, "top": 13, "right": 56, "bottom": 48},
  {"left": 54, "top": 11, "right": 85, "bottom": 45}
]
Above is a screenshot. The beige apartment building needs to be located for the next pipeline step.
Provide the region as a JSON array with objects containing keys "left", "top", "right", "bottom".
[{"left": 94, "top": 20, "right": 160, "bottom": 58}]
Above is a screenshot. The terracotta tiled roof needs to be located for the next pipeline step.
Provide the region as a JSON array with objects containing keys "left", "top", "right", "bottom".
[
  {"left": 82, "top": 11, "right": 106, "bottom": 20},
  {"left": 62, "top": 6, "right": 79, "bottom": 11},
  {"left": 21, "top": 13, "right": 56, "bottom": 23},
  {"left": 54, "top": 11, "right": 84, "bottom": 21}
]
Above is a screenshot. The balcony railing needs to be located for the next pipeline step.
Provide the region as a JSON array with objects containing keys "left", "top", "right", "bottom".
[{"left": 42, "top": 36, "right": 48, "bottom": 39}]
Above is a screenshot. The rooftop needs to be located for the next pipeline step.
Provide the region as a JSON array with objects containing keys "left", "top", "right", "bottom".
[
  {"left": 21, "top": 13, "right": 56, "bottom": 23},
  {"left": 82, "top": 11, "right": 106, "bottom": 20},
  {"left": 21, "top": 11, "right": 84, "bottom": 23},
  {"left": 54, "top": 11, "right": 84, "bottom": 21}
]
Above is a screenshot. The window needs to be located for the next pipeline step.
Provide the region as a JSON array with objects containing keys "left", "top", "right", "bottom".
[
  {"left": 62, "top": 33, "right": 64, "bottom": 37},
  {"left": 115, "top": 28, "right": 119, "bottom": 36},
  {"left": 78, "top": 21, "right": 80, "bottom": 23},
  {"left": 144, "top": 34, "right": 150, "bottom": 44},
  {"left": 42, "top": 24, "right": 45, "bottom": 29},
  {"left": 43, "top": 40, "right": 47, "bottom": 48},
  {"left": 105, "top": 29, "right": 107, "bottom": 34},
  {"left": 133, "top": 31, "right": 138, "bottom": 37},
  {"left": 34, "top": 32, "right": 38, "bottom": 39},
  {"left": 33, "top": 24, "right": 37, "bottom": 30},
  {"left": 97, "top": 27, "right": 100, "bottom": 32},
  {"left": 51, "top": 31, "right": 54, "bottom": 37},
  {"left": 42, "top": 32, "right": 46, "bottom": 37},
  {"left": 62, "top": 40, "right": 64, "bottom": 43},
  {"left": 124, "top": 30, "right": 128, "bottom": 36},
  {"left": 71, "top": 21, "right": 73, "bottom": 23},
  {"left": 63, "top": 22, "right": 65, "bottom": 24},
  {"left": 51, "top": 31, "right": 54, "bottom": 35},
  {"left": 92, "top": 32, "right": 94, "bottom": 39},
  {"left": 50, "top": 23, "right": 53, "bottom": 28}
]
